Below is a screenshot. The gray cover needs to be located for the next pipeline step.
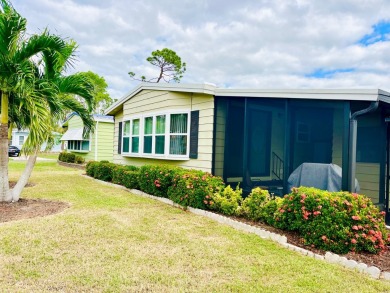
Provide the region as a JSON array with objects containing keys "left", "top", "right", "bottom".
[{"left": 287, "top": 163, "right": 360, "bottom": 193}]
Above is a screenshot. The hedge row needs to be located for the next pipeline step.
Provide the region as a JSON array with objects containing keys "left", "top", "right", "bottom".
[
  {"left": 85, "top": 161, "right": 389, "bottom": 254},
  {"left": 58, "top": 151, "right": 85, "bottom": 164}
]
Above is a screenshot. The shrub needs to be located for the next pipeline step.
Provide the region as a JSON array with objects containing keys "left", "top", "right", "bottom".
[
  {"left": 112, "top": 165, "right": 139, "bottom": 189},
  {"left": 138, "top": 165, "right": 180, "bottom": 197},
  {"left": 168, "top": 170, "right": 225, "bottom": 209},
  {"left": 75, "top": 155, "right": 85, "bottom": 164},
  {"left": 241, "top": 187, "right": 271, "bottom": 221},
  {"left": 276, "top": 187, "right": 389, "bottom": 254},
  {"left": 211, "top": 185, "right": 243, "bottom": 216},
  {"left": 262, "top": 197, "right": 284, "bottom": 227},
  {"left": 94, "top": 161, "right": 116, "bottom": 182},
  {"left": 86, "top": 161, "right": 99, "bottom": 177},
  {"left": 58, "top": 151, "right": 76, "bottom": 163}
]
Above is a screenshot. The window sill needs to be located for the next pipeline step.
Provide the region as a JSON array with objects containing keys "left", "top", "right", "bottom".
[
  {"left": 68, "top": 150, "right": 90, "bottom": 153},
  {"left": 121, "top": 153, "right": 189, "bottom": 161}
]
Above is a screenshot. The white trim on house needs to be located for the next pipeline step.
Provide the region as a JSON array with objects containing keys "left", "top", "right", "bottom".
[
  {"left": 60, "top": 128, "right": 84, "bottom": 141},
  {"left": 121, "top": 109, "right": 191, "bottom": 160}
]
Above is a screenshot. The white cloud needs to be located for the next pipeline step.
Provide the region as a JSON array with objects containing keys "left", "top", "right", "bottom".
[{"left": 11, "top": 0, "right": 390, "bottom": 98}]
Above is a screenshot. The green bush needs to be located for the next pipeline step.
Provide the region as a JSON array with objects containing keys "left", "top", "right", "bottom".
[
  {"left": 86, "top": 161, "right": 100, "bottom": 177},
  {"left": 58, "top": 151, "right": 76, "bottom": 163},
  {"left": 276, "top": 187, "right": 389, "bottom": 254},
  {"left": 241, "top": 187, "right": 271, "bottom": 221},
  {"left": 262, "top": 197, "right": 284, "bottom": 227},
  {"left": 94, "top": 161, "right": 116, "bottom": 182},
  {"left": 112, "top": 165, "right": 140, "bottom": 189},
  {"left": 138, "top": 165, "right": 180, "bottom": 197},
  {"left": 168, "top": 170, "right": 225, "bottom": 209},
  {"left": 75, "top": 155, "right": 85, "bottom": 164},
  {"left": 211, "top": 185, "right": 243, "bottom": 216}
]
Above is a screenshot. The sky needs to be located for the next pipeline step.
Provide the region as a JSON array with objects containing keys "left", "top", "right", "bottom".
[{"left": 12, "top": 0, "right": 390, "bottom": 99}]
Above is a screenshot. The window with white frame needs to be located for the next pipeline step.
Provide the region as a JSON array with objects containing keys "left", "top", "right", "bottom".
[
  {"left": 19, "top": 135, "right": 25, "bottom": 146},
  {"left": 67, "top": 140, "right": 90, "bottom": 151},
  {"left": 122, "top": 111, "right": 189, "bottom": 158}
]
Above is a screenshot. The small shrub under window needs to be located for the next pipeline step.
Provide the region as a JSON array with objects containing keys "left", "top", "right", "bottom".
[
  {"left": 112, "top": 165, "right": 140, "bottom": 189},
  {"left": 168, "top": 170, "right": 225, "bottom": 210},
  {"left": 94, "top": 161, "right": 116, "bottom": 182},
  {"left": 86, "top": 161, "right": 100, "bottom": 177},
  {"left": 138, "top": 165, "right": 180, "bottom": 198},
  {"left": 58, "top": 151, "right": 76, "bottom": 164}
]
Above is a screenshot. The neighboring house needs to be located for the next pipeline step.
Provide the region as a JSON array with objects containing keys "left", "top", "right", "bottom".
[
  {"left": 11, "top": 129, "right": 29, "bottom": 149},
  {"left": 11, "top": 129, "right": 62, "bottom": 152},
  {"left": 61, "top": 113, "right": 114, "bottom": 162},
  {"left": 105, "top": 83, "right": 390, "bottom": 218}
]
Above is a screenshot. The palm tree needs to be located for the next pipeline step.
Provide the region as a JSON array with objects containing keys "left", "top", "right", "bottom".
[
  {"left": 0, "top": 0, "right": 79, "bottom": 201},
  {"left": 8, "top": 41, "right": 95, "bottom": 201}
]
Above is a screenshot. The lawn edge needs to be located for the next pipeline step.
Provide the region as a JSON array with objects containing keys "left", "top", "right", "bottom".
[{"left": 81, "top": 174, "right": 390, "bottom": 281}]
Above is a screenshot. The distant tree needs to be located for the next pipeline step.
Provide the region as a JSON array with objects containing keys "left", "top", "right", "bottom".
[
  {"left": 128, "top": 48, "right": 186, "bottom": 83},
  {"left": 81, "top": 71, "right": 113, "bottom": 113}
]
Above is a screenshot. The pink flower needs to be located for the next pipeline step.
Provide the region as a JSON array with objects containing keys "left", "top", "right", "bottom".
[
  {"left": 352, "top": 215, "right": 361, "bottom": 221},
  {"left": 321, "top": 235, "right": 327, "bottom": 241},
  {"left": 351, "top": 239, "right": 357, "bottom": 244},
  {"left": 352, "top": 225, "right": 359, "bottom": 230}
]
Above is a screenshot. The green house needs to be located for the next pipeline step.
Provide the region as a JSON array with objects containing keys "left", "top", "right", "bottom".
[{"left": 61, "top": 113, "right": 114, "bottom": 162}]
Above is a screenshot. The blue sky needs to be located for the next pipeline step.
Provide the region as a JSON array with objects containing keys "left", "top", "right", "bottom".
[{"left": 12, "top": 0, "right": 390, "bottom": 98}]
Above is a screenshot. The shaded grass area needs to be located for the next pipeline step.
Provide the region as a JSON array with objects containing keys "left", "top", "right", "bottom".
[{"left": 1, "top": 160, "right": 389, "bottom": 292}]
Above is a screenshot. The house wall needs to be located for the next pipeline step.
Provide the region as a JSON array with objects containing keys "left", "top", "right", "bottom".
[
  {"left": 67, "top": 116, "right": 114, "bottom": 162},
  {"left": 95, "top": 121, "right": 114, "bottom": 162},
  {"left": 11, "top": 130, "right": 29, "bottom": 149},
  {"left": 355, "top": 114, "right": 382, "bottom": 204},
  {"left": 113, "top": 90, "right": 214, "bottom": 172},
  {"left": 66, "top": 116, "right": 94, "bottom": 161}
]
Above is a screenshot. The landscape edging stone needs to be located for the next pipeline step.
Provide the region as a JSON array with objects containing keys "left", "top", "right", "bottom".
[{"left": 83, "top": 174, "right": 389, "bottom": 280}]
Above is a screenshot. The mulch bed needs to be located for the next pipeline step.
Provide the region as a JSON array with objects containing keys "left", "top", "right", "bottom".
[
  {"left": 231, "top": 215, "right": 390, "bottom": 272},
  {"left": 0, "top": 181, "right": 69, "bottom": 223}
]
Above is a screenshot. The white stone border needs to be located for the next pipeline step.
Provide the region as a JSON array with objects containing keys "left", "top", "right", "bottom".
[{"left": 82, "top": 175, "right": 389, "bottom": 280}]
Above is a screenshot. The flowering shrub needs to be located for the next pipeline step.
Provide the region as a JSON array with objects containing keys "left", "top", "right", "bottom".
[
  {"left": 276, "top": 187, "right": 389, "bottom": 254},
  {"left": 94, "top": 161, "right": 117, "bottom": 182},
  {"left": 211, "top": 185, "right": 243, "bottom": 216},
  {"left": 241, "top": 187, "right": 271, "bottom": 221},
  {"left": 138, "top": 165, "right": 180, "bottom": 197},
  {"left": 168, "top": 170, "right": 225, "bottom": 209},
  {"left": 112, "top": 165, "right": 140, "bottom": 189}
]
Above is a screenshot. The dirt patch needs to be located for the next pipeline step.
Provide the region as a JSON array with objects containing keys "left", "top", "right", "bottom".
[
  {"left": 0, "top": 181, "right": 68, "bottom": 223},
  {"left": 231, "top": 215, "right": 390, "bottom": 272},
  {"left": 0, "top": 199, "right": 69, "bottom": 223}
]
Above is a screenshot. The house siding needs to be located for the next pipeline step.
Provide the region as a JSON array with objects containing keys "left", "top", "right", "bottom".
[
  {"left": 66, "top": 115, "right": 114, "bottom": 162},
  {"left": 113, "top": 90, "right": 214, "bottom": 172}
]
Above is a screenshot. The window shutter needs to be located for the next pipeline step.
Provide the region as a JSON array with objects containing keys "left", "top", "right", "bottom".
[
  {"left": 118, "top": 122, "right": 122, "bottom": 154},
  {"left": 189, "top": 110, "right": 199, "bottom": 159}
]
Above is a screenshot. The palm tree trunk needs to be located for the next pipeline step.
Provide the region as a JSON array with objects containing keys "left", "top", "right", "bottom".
[
  {"left": 0, "top": 91, "right": 11, "bottom": 202},
  {"left": 11, "top": 149, "right": 38, "bottom": 201}
]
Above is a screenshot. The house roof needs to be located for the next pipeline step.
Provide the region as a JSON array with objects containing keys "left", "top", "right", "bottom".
[
  {"left": 105, "top": 82, "right": 390, "bottom": 115},
  {"left": 62, "top": 112, "right": 114, "bottom": 126},
  {"left": 60, "top": 128, "right": 84, "bottom": 141}
]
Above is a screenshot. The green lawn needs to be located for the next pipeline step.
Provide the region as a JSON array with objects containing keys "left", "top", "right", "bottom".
[{"left": 1, "top": 160, "right": 389, "bottom": 292}]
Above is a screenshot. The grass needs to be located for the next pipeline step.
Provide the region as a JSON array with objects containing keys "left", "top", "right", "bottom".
[
  {"left": 37, "top": 152, "right": 60, "bottom": 160},
  {"left": 1, "top": 160, "right": 390, "bottom": 292}
]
